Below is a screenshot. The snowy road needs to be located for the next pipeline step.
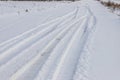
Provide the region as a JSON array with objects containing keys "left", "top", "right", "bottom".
[
  {"left": 0, "top": 0, "right": 120, "bottom": 80},
  {"left": 0, "top": 1, "right": 96, "bottom": 80}
]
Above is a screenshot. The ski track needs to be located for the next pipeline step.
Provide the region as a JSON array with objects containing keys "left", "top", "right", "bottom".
[{"left": 0, "top": 4, "right": 96, "bottom": 80}]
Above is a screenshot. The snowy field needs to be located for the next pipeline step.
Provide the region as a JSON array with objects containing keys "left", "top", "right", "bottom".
[
  {"left": 0, "top": 1, "right": 72, "bottom": 15},
  {"left": 0, "top": 0, "right": 120, "bottom": 80}
]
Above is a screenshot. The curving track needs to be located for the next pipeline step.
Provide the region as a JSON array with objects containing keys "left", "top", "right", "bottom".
[{"left": 0, "top": 4, "right": 95, "bottom": 80}]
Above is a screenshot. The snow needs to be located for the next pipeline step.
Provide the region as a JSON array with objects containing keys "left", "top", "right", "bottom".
[
  {"left": 0, "top": 0, "right": 120, "bottom": 80},
  {"left": 83, "top": 0, "right": 120, "bottom": 80}
]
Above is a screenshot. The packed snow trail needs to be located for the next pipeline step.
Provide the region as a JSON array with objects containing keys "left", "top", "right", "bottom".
[
  {"left": 0, "top": 1, "right": 97, "bottom": 80},
  {"left": 0, "top": 8, "right": 77, "bottom": 54},
  {"left": 0, "top": 8, "right": 79, "bottom": 80},
  {"left": 10, "top": 15, "right": 87, "bottom": 80},
  {"left": 0, "top": 9, "right": 77, "bottom": 67}
]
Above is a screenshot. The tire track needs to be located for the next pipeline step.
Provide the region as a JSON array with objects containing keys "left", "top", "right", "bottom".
[
  {"left": 9, "top": 15, "right": 84, "bottom": 80},
  {"left": 0, "top": 9, "right": 77, "bottom": 67},
  {"left": 34, "top": 17, "right": 85, "bottom": 80},
  {"left": 0, "top": 8, "right": 78, "bottom": 80},
  {"left": 49, "top": 17, "right": 89, "bottom": 80},
  {"left": 0, "top": 4, "right": 96, "bottom": 80},
  {"left": 72, "top": 7, "right": 96, "bottom": 80},
  {"left": 0, "top": 8, "right": 77, "bottom": 54}
]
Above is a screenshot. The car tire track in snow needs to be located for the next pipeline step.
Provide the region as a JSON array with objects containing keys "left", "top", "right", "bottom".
[
  {"left": 11, "top": 16, "right": 86, "bottom": 80},
  {"left": 73, "top": 17, "right": 95, "bottom": 80},
  {"left": 0, "top": 7, "right": 79, "bottom": 80},
  {"left": 34, "top": 17, "right": 85, "bottom": 80},
  {"left": 9, "top": 14, "right": 86, "bottom": 80},
  {"left": 0, "top": 3, "right": 96, "bottom": 80},
  {"left": 0, "top": 9, "right": 77, "bottom": 68},
  {"left": 0, "top": 8, "right": 77, "bottom": 54},
  {"left": 49, "top": 17, "right": 89, "bottom": 80}
]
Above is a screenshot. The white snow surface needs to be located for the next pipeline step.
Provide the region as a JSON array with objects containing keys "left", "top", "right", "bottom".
[{"left": 0, "top": 0, "right": 120, "bottom": 80}]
